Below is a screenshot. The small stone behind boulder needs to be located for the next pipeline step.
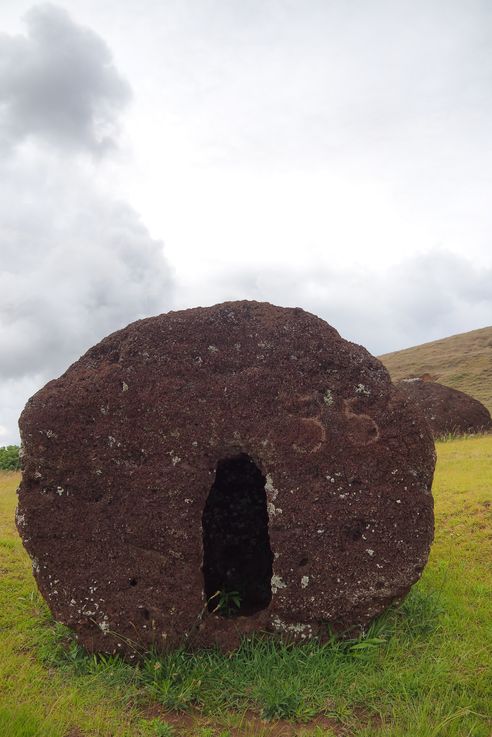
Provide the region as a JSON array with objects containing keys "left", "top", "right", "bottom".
[{"left": 397, "top": 378, "right": 492, "bottom": 438}]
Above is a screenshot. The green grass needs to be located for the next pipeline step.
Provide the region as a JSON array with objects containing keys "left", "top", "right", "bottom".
[{"left": 1, "top": 436, "right": 491, "bottom": 736}]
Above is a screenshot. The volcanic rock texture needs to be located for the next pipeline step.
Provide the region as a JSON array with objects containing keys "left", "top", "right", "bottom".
[
  {"left": 397, "top": 378, "right": 492, "bottom": 438},
  {"left": 17, "top": 301, "right": 435, "bottom": 654}
]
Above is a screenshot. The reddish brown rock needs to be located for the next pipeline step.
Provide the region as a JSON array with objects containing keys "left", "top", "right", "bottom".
[
  {"left": 17, "top": 301, "right": 435, "bottom": 655},
  {"left": 397, "top": 379, "right": 492, "bottom": 438}
]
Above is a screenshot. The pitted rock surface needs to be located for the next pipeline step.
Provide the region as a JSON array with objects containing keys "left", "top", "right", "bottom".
[
  {"left": 17, "top": 301, "right": 435, "bottom": 654},
  {"left": 397, "top": 378, "right": 492, "bottom": 438}
]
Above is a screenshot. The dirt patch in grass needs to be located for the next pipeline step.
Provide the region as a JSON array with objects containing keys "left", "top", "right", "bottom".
[{"left": 144, "top": 705, "right": 346, "bottom": 736}]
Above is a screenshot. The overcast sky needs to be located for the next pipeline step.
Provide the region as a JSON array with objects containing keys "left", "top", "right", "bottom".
[{"left": 1, "top": 1, "right": 491, "bottom": 445}]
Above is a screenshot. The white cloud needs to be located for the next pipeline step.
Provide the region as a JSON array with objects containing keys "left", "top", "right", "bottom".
[
  {"left": 173, "top": 250, "right": 492, "bottom": 355},
  {"left": 0, "top": 376, "right": 42, "bottom": 446}
]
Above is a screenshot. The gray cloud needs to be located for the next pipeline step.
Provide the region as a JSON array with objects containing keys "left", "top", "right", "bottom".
[
  {"left": 0, "top": 162, "right": 173, "bottom": 443},
  {"left": 0, "top": 6, "right": 173, "bottom": 445},
  {"left": 0, "top": 155, "right": 173, "bottom": 383},
  {"left": 0, "top": 3, "right": 131, "bottom": 153},
  {"left": 173, "top": 251, "right": 492, "bottom": 356}
]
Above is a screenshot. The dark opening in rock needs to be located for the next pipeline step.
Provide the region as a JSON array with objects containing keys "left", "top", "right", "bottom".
[{"left": 202, "top": 454, "right": 273, "bottom": 617}]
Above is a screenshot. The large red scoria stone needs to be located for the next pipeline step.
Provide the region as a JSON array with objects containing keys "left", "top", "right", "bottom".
[
  {"left": 396, "top": 378, "right": 492, "bottom": 439},
  {"left": 17, "top": 301, "right": 435, "bottom": 654}
]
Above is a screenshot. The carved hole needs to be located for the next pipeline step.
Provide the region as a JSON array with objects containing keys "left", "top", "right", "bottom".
[{"left": 202, "top": 453, "right": 273, "bottom": 617}]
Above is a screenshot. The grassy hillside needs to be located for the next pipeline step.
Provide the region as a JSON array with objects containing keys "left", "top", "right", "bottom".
[
  {"left": 379, "top": 325, "right": 492, "bottom": 413},
  {"left": 1, "top": 436, "right": 491, "bottom": 737}
]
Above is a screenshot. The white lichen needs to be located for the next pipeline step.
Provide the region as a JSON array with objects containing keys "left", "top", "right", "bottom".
[
  {"left": 265, "top": 473, "right": 278, "bottom": 499},
  {"left": 15, "top": 509, "right": 25, "bottom": 526},
  {"left": 267, "top": 501, "right": 282, "bottom": 518},
  {"left": 301, "top": 575, "right": 309, "bottom": 589},
  {"left": 122, "top": 381, "right": 129, "bottom": 392},
  {"left": 271, "top": 574, "right": 287, "bottom": 593},
  {"left": 169, "top": 451, "right": 181, "bottom": 466},
  {"left": 355, "top": 383, "right": 371, "bottom": 396},
  {"left": 323, "top": 389, "right": 334, "bottom": 406},
  {"left": 271, "top": 616, "right": 313, "bottom": 638}
]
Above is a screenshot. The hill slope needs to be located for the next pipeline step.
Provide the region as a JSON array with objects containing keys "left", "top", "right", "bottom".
[{"left": 379, "top": 325, "right": 492, "bottom": 413}]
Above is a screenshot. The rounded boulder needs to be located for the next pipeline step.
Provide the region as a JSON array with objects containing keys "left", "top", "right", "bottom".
[
  {"left": 17, "top": 301, "right": 435, "bottom": 654},
  {"left": 397, "top": 378, "right": 492, "bottom": 438}
]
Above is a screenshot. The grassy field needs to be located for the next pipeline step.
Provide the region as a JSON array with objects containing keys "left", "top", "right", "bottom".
[
  {"left": 379, "top": 325, "right": 492, "bottom": 413},
  {"left": 1, "top": 436, "right": 491, "bottom": 737}
]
